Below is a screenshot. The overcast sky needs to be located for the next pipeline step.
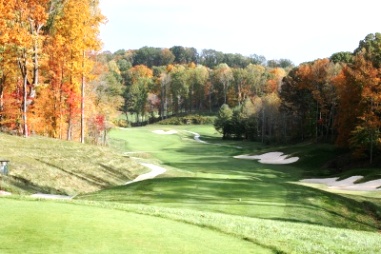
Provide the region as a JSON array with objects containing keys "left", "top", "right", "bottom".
[{"left": 99, "top": 0, "right": 381, "bottom": 65}]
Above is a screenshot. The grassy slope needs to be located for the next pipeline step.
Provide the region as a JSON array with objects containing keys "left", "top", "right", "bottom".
[
  {"left": 1, "top": 126, "right": 381, "bottom": 253},
  {"left": 86, "top": 126, "right": 381, "bottom": 230},
  {"left": 0, "top": 133, "right": 146, "bottom": 195},
  {"left": 78, "top": 125, "right": 381, "bottom": 253}
]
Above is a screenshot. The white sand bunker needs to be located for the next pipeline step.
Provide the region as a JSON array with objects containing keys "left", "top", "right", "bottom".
[
  {"left": 301, "top": 176, "right": 381, "bottom": 191},
  {"left": 152, "top": 130, "right": 178, "bottom": 135},
  {"left": 234, "top": 152, "right": 299, "bottom": 164}
]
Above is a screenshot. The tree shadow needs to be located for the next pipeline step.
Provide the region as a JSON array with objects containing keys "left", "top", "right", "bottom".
[{"left": 35, "top": 158, "right": 106, "bottom": 187}]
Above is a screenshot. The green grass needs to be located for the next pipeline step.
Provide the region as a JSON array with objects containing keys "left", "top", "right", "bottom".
[
  {"left": 0, "top": 197, "right": 266, "bottom": 254},
  {"left": 0, "top": 132, "right": 146, "bottom": 195},
  {"left": 1, "top": 125, "right": 381, "bottom": 253},
  {"left": 76, "top": 200, "right": 381, "bottom": 254},
  {"left": 100, "top": 126, "right": 380, "bottom": 228}
]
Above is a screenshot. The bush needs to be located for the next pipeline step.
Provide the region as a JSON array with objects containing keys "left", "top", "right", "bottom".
[
  {"left": 158, "top": 114, "right": 216, "bottom": 125},
  {"left": 115, "top": 119, "right": 130, "bottom": 128}
]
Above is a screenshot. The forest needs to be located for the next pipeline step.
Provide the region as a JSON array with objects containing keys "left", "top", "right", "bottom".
[{"left": 0, "top": 1, "right": 380, "bottom": 165}]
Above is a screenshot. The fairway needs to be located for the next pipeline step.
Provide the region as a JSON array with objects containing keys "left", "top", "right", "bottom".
[
  {"left": 0, "top": 198, "right": 268, "bottom": 254},
  {"left": 79, "top": 125, "right": 381, "bottom": 253},
  {"left": 1, "top": 125, "right": 381, "bottom": 253}
]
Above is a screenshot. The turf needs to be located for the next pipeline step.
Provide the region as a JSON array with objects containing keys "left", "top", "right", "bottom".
[
  {"left": 90, "top": 126, "right": 381, "bottom": 230},
  {"left": 0, "top": 132, "right": 146, "bottom": 195},
  {"left": 0, "top": 198, "right": 266, "bottom": 254},
  {"left": 1, "top": 124, "right": 381, "bottom": 253}
]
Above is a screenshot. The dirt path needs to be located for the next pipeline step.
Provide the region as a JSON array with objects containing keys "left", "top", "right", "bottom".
[
  {"left": 125, "top": 163, "right": 166, "bottom": 185},
  {"left": 30, "top": 193, "right": 74, "bottom": 199}
]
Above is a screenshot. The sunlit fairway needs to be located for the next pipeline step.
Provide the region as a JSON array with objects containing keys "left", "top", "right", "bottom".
[
  {"left": 0, "top": 198, "right": 266, "bottom": 254},
  {"left": 78, "top": 125, "right": 381, "bottom": 253},
  {"left": 1, "top": 125, "right": 381, "bottom": 253}
]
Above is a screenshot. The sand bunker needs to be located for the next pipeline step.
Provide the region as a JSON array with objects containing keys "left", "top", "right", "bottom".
[
  {"left": 234, "top": 152, "right": 299, "bottom": 164},
  {"left": 301, "top": 176, "right": 381, "bottom": 191},
  {"left": 152, "top": 130, "right": 178, "bottom": 135}
]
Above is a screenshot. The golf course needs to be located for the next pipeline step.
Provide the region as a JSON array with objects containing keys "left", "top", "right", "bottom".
[{"left": 0, "top": 125, "right": 380, "bottom": 253}]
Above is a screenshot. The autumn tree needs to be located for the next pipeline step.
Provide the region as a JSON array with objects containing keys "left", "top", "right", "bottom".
[
  {"left": 158, "top": 70, "right": 171, "bottom": 119},
  {"left": 87, "top": 55, "right": 124, "bottom": 144},
  {"left": 245, "top": 64, "right": 267, "bottom": 97},
  {"left": 38, "top": 0, "right": 104, "bottom": 141},
  {"left": 232, "top": 68, "right": 248, "bottom": 106},
  {"left": 168, "top": 65, "right": 189, "bottom": 114},
  {"left": 334, "top": 54, "right": 381, "bottom": 163},
  {"left": 280, "top": 66, "right": 316, "bottom": 141},
  {"left": 213, "top": 63, "right": 233, "bottom": 105},
  {"left": 124, "top": 65, "right": 153, "bottom": 123},
  {"left": 187, "top": 64, "right": 209, "bottom": 112},
  {"left": 0, "top": 0, "right": 50, "bottom": 136}
]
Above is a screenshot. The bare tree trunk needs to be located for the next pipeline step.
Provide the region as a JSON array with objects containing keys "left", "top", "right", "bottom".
[
  {"left": 80, "top": 51, "right": 85, "bottom": 144},
  {"left": 18, "top": 49, "right": 29, "bottom": 137},
  {"left": 67, "top": 118, "right": 72, "bottom": 141},
  {"left": 370, "top": 131, "right": 373, "bottom": 165},
  {"left": 261, "top": 108, "right": 265, "bottom": 144},
  {"left": 0, "top": 75, "right": 5, "bottom": 128}
]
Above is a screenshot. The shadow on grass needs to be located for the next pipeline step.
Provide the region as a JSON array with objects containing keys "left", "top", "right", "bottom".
[
  {"left": 283, "top": 183, "right": 381, "bottom": 231},
  {"left": 35, "top": 159, "right": 106, "bottom": 187},
  {"left": 7, "top": 175, "right": 63, "bottom": 194},
  {"left": 165, "top": 159, "right": 292, "bottom": 182},
  {"left": 98, "top": 163, "right": 133, "bottom": 181},
  {"left": 79, "top": 177, "right": 381, "bottom": 231}
]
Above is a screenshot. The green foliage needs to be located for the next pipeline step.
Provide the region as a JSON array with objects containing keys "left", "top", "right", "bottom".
[
  {"left": 330, "top": 51, "right": 353, "bottom": 64},
  {"left": 354, "top": 32, "right": 381, "bottom": 67},
  {"left": 133, "top": 46, "right": 175, "bottom": 67},
  {"left": 267, "top": 59, "right": 294, "bottom": 68},
  {"left": 158, "top": 115, "right": 215, "bottom": 125},
  {"left": 214, "top": 104, "right": 233, "bottom": 136},
  {"left": 169, "top": 46, "right": 198, "bottom": 64}
]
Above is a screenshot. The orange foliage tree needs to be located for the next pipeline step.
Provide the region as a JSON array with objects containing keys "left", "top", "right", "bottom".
[
  {"left": 334, "top": 54, "right": 381, "bottom": 163},
  {"left": 0, "top": 0, "right": 106, "bottom": 143}
]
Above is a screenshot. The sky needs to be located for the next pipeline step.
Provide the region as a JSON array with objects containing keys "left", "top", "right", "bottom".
[{"left": 99, "top": 0, "right": 381, "bottom": 65}]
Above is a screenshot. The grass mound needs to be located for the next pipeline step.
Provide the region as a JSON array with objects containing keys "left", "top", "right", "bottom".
[{"left": 0, "top": 133, "right": 144, "bottom": 195}]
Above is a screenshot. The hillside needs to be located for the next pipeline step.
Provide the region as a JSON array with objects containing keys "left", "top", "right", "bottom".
[
  {"left": 0, "top": 133, "right": 145, "bottom": 195},
  {"left": 1, "top": 126, "right": 381, "bottom": 253}
]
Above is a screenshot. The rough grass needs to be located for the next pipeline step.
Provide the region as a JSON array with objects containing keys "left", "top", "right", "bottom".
[{"left": 0, "top": 133, "right": 146, "bottom": 195}]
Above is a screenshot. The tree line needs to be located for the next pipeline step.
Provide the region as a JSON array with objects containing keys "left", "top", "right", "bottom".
[
  {"left": 215, "top": 34, "right": 381, "bottom": 164},
  {"left": 0, "top": 2, "right": 379, "bottom": 162},
  {"left": 104, "top": 46, "right": 293, "bottom": 69},
  {"left": 0, "top": 0, "right": 122, "bottom": 144},
  {"left": 105, "top": 34, "right": 380, "bottom": 164}
]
